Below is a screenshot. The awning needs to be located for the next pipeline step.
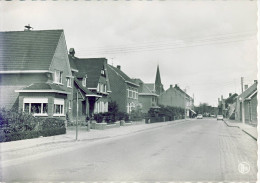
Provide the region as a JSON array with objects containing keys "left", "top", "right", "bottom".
[{"left": 190, "top": 109, "right": 196, "bottom": 114}]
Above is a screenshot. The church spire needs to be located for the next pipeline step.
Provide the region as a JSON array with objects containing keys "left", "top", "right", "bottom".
[
  {"left": 155, "top": 65, "right": 164, "bottom": 95},
  {"left": 155, "top": 65, "right": 161, "bottom": 85}
]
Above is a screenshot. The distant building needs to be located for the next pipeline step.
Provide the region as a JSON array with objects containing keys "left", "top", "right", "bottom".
[
  {"left": 0, "top": 29, "right": 73, "bottom": 119},
  {"left": 133, "top": 79, "right": 159, "bottom": 113},
  {"left": 107, "top": 65, "right": 139, "bottom": 113},
  {"left": 68, "top": 49, "right": 111, "bottom": 121},
  {"left": 158, "top": 84, "right": 195, "bottom": 117}
]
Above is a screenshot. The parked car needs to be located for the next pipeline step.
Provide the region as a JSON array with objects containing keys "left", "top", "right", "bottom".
[
  {"left": 217, "top": 115, "right": 224, "bottom": 120},
  {"left": 197, "top": 114, "right": 203, "bottom": 119},
  {"left": 210, "top": 114, "right": 216, "bottom": 118}
]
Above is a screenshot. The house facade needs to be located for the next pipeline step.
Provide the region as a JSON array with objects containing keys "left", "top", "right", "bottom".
[
  {"left": 133, "top": 79, "right": 159, "bottom": 113},
  {"left": 107, "top": 65, "right": 139, "bottom": 113},
  {"left": 0, "top": 30, "right": 73, "bottom": 119},
  {"left": 158, "top": 84, "right": 195, "bottom": 117},
  {"left": 234, "top": 80, "right": 257, "bottom": 125},
  {"left": 68, "top": 49, "right": 110, "bottom": 121}
]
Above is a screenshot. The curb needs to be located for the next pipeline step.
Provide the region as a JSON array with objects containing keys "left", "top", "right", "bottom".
[{"left": 223, "top": 120, "right": 257, "bottom": 141}]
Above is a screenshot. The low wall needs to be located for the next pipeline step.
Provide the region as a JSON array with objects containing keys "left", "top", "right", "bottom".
[
  {"left": 91, "top": 122, "right": 107, "bottom": 130},
  {"left": 91, "top": 121, "right": 121, "bottom": 130},
  {"left": 120, "top": 120, "right": 133, "bottom": 126},
  {"left": 106, "top": 121, "right": 120, "bottom": 129}
]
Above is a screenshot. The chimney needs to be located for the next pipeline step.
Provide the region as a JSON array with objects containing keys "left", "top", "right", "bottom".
[
  {"left": 254, "top": 80, "right": 258, "bottom": 84},
  {"left": 69, "top": 48, "right": 75, "bottom": 57},
  {"left": 229, "top": 93, "right": 232, "bottom": 97},
  {"left": 221, "top": 95, "right": 223, "bottom": 100},
  {"left": 117, "top": 65, "right": 121, "bottom": 70},
  {"left": 244, "top": 85, "right": 248, "bottom": 90},
  {"left": 170, "top": 84, "right": 173, "bottom": 88}
]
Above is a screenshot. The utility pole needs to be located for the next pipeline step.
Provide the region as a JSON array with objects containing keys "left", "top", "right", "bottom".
[
  {"left": 241, "top": 77, "right": 244, "bottom": 93},
  {"left": 240, "top": 77, "right": 245, "bottom": 124},
  {"left": 76, "top": 90, "right": 79, "bottom": 141}
]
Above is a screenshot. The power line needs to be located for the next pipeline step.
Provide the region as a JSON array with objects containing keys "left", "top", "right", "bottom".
[
  {"left": 81, "top": 36, "right": 255, "bottom": 56},
  {"left": 81, "top": 30, "right": 256, "bottom": 51},
  {"left": 78, "top": 31, "right": 256, "bottom": 55}
]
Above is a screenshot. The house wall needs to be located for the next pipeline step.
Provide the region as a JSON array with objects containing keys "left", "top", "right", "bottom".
[
  {"left": 0, "top": 73, "right": 48, "bottom": 110},
  {"left": 49, "top": 31, "right": 73, "bottom": 118},
  {"left": 158, "top": 87, "right": 185, "bottom": 108},
  {"left": 18, "top": 92, "right": 67, "bottom": 119},
  {"left": 126, "top": 83, "right": 139, "bottom": 113},
  {"left": 244, "top": 94, "right": 258, "bottom": 123},
  {"left": 107, "top": 68, "right": 127, "bottom": 113},
  {"left": 235, "top": 93, "right": 257, "bottom": 124},
  {"left": 139, "top": 95, "right": 152, "bottom": 113},
  {"left": 250, "top": 94, "right": 258, "bottom": 123}
]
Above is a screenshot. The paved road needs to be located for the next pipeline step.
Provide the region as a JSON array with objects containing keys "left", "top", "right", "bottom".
[{"left": 1, "top": 119, "right": 257, "bottom": 182}]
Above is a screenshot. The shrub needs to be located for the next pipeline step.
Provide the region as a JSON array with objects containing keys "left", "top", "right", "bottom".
[
  {"left": 93, "top": 113, "right": 104, "bottom": 123},
  {"left": 148, "top": 105, "right": 185, "bottom": 120},
  {"left": 0, "top": 108, "right": 66, "bottom": 142}
]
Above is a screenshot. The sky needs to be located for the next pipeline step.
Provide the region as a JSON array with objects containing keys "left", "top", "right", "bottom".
[{"left": 0, "top": 1, "right": 258, "bottom": 107}]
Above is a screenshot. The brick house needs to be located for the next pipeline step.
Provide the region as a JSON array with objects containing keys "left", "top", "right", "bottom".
[
  {"left": 234, "top": 80, "right": 257, "bottom": 125},
  {"left": 107, "top": 65, "right": 139, "bottom": 113},
  {"left": 0, "top": 29, "right": 73, "bottom": 119},
  {"left": 133, "top": 78, "right": 159, "bottom": 113},
  {"left": 68, "top": 49, "right": 111, "bottom": 121},
  {"left": 158, "top": 84, "right": 195, "bottom": 117}
]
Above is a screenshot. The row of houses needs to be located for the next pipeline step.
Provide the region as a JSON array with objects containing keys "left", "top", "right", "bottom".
[
  {"left": 0, "top": 29, "right": 195, "bottom": 122},
  {"left": 218, "top": 80, "right": 258, "bottom": 126}
]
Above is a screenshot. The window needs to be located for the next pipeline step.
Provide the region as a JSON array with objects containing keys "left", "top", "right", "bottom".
[
  {"left": 101, "top": 69, "right": 105, "bottom": 75},
  {"left": 100, "top": 84, "right": 103, "bottom": 93},
  {"left": 23, "top": 98, "right": 48, "bottom": 116},
  {"left": 68, "top": 100, "right": 72, "bottom": 110},
  {"left": 97, "top": 83, "right": 100, "bottom": 92},
  {"left": 82, "top": 77, "right": 87, "bottom": 87},
  {"left": 67, "top": 78, "right": 72, "bottom": 87},
  {"left": 53, "top": 98, "right": 65, "bottom": 116},
  {"left": 54, "top": 70, "right": 62, "bottom": 84},
  {"left": 104, "top": 84, "right": 107, "bottom": 93}
]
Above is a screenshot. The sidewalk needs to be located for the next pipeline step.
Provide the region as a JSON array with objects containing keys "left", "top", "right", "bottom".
[
  {"left": 0, "top": 119, "right": 189, "bottom": 155},
  {"left": 223, "top": 119, "right": 258, "bottom": 140}
]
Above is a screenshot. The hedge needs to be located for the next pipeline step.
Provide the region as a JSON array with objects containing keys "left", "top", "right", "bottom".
[
  {"left": 0, "top": 108, "right": 66, "bottom": 142},
  {"left": 148, "top": 105, "right": 185, "bottom": 119}
]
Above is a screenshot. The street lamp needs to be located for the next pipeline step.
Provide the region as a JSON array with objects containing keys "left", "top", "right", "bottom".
[{"left": 239, "top": 97, "right": 245, "bottom": 124}]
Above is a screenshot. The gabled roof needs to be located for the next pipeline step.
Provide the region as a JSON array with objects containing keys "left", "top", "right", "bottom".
[
  {"left": 145, "top": 83, "right": 155, "bottom": 92},
  {"left": 69, "top": 55, "right": 107, "bottom": 88},
  {"left": 139, "top": 83, "right": 158, "bottom": 96},
  {"left": 107, "top": 64, "right": 139, "bottom": 87},
  {"left": 74, "top": 78, "right": 95, "bottom": 95},
  {"left": 174, "top": 85, "right": 191, "bottom": 99},
  {"left": 15, "top": 82, "right": 70, "bottom": 94},
  {"left": 0, "top": 30, "right": 63, "bottom": 71},
  {"left": 239, "top": 81, "right": 257, "bottom": 100}
]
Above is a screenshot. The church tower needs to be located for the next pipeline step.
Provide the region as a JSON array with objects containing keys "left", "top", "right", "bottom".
[{"left": 155, "top": 65, "right": 164, "bottom": 95}]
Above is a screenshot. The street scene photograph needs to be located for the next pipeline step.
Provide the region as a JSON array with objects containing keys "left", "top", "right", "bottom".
[{"left": 0, "top": 1, "right": 258, "bottom": 182}]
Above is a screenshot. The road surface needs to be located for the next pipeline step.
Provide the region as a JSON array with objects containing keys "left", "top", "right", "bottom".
[{"left": 1, "top": 119, "right": 257, "bottom": 182}]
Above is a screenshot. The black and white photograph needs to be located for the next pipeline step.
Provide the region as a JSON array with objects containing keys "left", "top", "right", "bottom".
[{"left": 0, "top": 1, "right": 258, "bottom": 182}]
